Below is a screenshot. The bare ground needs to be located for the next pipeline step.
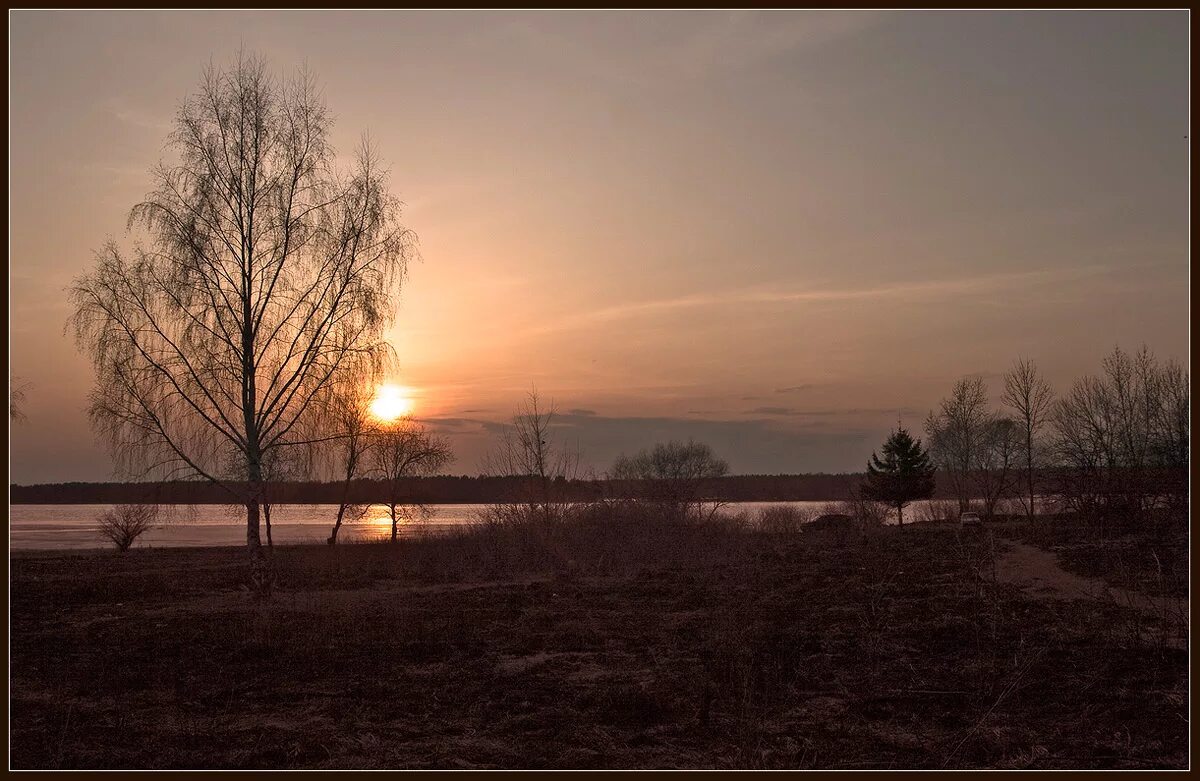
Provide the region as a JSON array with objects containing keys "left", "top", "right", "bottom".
[
  {"left": 10, "top": 521, "right": 1189, "bottom": 769},
  {"left": 996, "top": 538, "right": 1188, "bottom": 650}
]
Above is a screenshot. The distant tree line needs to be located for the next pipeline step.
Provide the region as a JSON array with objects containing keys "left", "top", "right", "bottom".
[{"left": 11, "top": 472, "right": 881, "bottom": 506}]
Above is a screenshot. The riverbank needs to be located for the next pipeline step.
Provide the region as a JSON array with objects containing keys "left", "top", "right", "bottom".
[{"left": 11, "top": 517, "right": 1187, "bottom": 769}]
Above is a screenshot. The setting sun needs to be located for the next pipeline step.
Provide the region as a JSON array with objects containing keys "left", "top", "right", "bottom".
[{"left": 369, "top": 384, "right": 415, "bottom": 422}]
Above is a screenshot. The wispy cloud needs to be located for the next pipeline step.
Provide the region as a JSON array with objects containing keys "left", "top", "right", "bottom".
[
  {"left": 747, "top": 406, "right": 922, "bottom": 418},
  {"left": 526, "top": 264, "right": 1119, "bottom": 337},
  {"left": 501, "top": 11, "right": 887, "bottom": 91},
  {"left": 107, "top": 99, "right": 172, "bottom": 133}
]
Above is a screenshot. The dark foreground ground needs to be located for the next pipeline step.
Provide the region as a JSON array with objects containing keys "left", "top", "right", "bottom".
[{"left": 10, "top": 516, "right": 1188, "bottom": 769}]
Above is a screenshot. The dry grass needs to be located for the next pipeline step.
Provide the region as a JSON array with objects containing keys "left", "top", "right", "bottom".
[{"left": 10, "top": 512, "right": 1187, "bottom": 769}]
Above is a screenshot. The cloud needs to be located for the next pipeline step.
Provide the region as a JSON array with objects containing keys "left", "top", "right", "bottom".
[
  {"left": 567, "top": 408, "right": 597, "bottom": 416},
  {"left": 501, "top": 11, "right": 887, "bottom": 91},
  {"left": 524, "top": 264, "right": 1119, "bottom": 338},
  {"left": 432, "top": 409, "right": 878, "bottom": 474},
  {"left": 775, "top": 385, "right": 816, "bottom": 393},
  {"left": 747, "top": 406, "right": 923, "bottom": 418},
  {"left": 107, "top": 99, "right": 172, "bottom": 133}
]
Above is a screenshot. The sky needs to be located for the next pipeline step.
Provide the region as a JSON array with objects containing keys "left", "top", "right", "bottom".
[{"left": 8, "top": 10, "right": 1190, "bottom": 483}]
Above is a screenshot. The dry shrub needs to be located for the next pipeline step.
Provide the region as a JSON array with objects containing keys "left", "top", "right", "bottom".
[
  {"left": 915, "top": 499, "right": 960, "bottom": 524},
  {"left": 756, "top": 505, "right": 814, "bottom": 534},
  {"left": 395, "top": 501, "right": 756, "bottom": 582},
  {"left": 98, "top": 504, "right": 159, "bottom": 552}
]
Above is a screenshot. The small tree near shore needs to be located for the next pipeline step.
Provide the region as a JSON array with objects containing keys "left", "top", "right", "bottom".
[
  {"left": 373, "top": 418, "right": 453, "bottom": 543},
  {"left": 324, "top": 383, "right": 379, "bottom": 545},
  {"left": 861, "top": 427, "right": 936, "bottom": 528},
  {"left": 611, "top": 439, "right": 730, "bottom": 521},
  {"left": 98, "top": 504, "right": 159, "bottom": 552},
  {"left": 482, "top": 389, "right": 582, "bottom": 522}
]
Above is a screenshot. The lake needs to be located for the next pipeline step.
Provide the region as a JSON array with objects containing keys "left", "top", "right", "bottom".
[{"left": 9, "top": 501, "right": 919, "bottom": 551}]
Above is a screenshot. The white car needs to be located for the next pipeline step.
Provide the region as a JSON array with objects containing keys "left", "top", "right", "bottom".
[{"left": 960, "top": 511, "right": 983, "bottom": 528}]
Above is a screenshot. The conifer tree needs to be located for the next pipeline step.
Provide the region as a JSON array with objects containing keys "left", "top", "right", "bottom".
[{"left": 861, "top": 427, "right": 936, "bottom": 528}]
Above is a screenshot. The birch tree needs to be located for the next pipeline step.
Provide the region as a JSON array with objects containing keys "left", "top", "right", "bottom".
[{"left": 68, "top": 52, "right": 413, "bottom": 586}]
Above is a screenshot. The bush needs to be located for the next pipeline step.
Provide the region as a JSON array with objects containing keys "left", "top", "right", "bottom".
[
  {"left": 98, "top": 504, "right": 159, "bottom": 552},
  {"left": 756, "top": 505, "right": 814, "bottom": 534},
  {"left": 915, "top": 499, "right": 960, "bottom": 524}
]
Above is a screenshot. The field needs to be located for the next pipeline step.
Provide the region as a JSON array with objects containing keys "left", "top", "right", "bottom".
[{"left": 10, "top": 516, "right": 1189, "bottom": 769}]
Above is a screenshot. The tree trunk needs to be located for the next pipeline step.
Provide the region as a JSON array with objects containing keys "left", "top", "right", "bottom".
[
  {"left": 390, "top": 504, "right": 398, "bottom": 544},
  {"left": 896, "top": 503, "right": 904, "bottom": 529},
  {"left": 328, "top": 503, "right": 348, "bottom": 545},
  {"left": 246, "top": 497, "right": 269, "bottom": 595},
  {"left": 264, "top": 502, "right": 273, "bottom": 549},
  {"left": 247, "top": 498, "right": 262, "bottom": 550},
  {"left": 1026, "top": 431, "right": 1035, "bottom": 520}
]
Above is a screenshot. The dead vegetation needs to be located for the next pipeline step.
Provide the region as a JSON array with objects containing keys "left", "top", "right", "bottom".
[{"left": 10, "top": 513, "right": 1187, "bottom": 769}]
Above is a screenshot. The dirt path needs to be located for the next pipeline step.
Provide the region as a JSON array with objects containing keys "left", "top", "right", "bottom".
[
  {"left": 995, "top": 540, "right": 1110, "bottom": 601},
  {"left": 996, "top": 539, "right": 1188, "bottom": 648}
]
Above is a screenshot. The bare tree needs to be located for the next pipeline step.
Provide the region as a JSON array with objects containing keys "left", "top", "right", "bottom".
[
  {"left": 322, "top": 382, "right": 379, "bottom": 544},
  {"left": 10, "top": 375, "right": 29, "bottom": 423},
  {"left": 1050, "top": 346, "right": 1189, "bottom": 519},
  {"left": 610, "top": 439, "right": 730, "bottom": 522},
  {"left": 98, "top": 504, "right": 159, "bottom": 552},
  {"left": 258, "top": 443, "right": 313, "bottom": 549},
  {"left": 1152, "top": 358, "right": 1189, "bottom": 468},
  {"left": 1002, "top": 359, "right": 1054, "bottom": 519},
  {"left": 975, "top": 415, "right": 1021, "bottom": 518},
  {"left": 68, "top": 53, "right": 413, "bottom": 586},
  {"left": 482, "top": 389, "right": 582, "bottom": 522},
  {"left": 372, "top": 417, "right": 453, "bottom": 543},
  {"left": 925, "top": 377, "right": 991, "bottom": 512}
]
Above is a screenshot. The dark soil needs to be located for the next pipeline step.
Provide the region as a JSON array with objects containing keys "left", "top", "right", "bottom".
[{"left": 10, "top": 522, "right": 1188, "bottom": 769}]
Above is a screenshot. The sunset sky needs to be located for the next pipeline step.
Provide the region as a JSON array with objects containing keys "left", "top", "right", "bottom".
[{"left": 9, "top": 10, "right": 1189, "bottom": 483}]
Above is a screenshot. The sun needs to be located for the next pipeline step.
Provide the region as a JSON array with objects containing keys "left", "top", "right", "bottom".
[{"left": 369, "top": 384, "right": 415, "bottom": 422}]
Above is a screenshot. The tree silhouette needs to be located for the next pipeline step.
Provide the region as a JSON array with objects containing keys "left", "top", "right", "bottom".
[
  {"left": 924, "top": 377, "right": 989, "bottom": 512},
  {"left": 482, "top": 389, "right": 581, "bottom": 522},
  {"left": 10, "top": 375, "right": 30, "bottom": 423},
  {"left": 372, "top": 417, "right": 453, "bottom": 543},
  {"left": 1002, "top": 359, "right": 1054, "bottom": 519},
  {"left": 68, "top": 52, "right": 413, "bottom": 588},
  {"left": 861, "top": 427, "right": 936, "bottom": 528},
  {"left": 611, "top": 439, "right": 729, "bottom": 521}
]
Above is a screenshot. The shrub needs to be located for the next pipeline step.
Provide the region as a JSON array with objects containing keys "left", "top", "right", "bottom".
[
  {"left": 756, "top": 505, "right": 814, "bottom": 534},
  {"left": 98, "top": 504, "right": 159, "bottom": 552}
]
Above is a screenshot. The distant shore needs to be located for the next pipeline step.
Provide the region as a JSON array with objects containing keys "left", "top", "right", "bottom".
[{"left": 10, "top": 472, "right": 982, "bottom": 505}]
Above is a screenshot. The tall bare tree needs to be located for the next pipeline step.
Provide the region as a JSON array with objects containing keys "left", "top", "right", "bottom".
[
  {"left": 68, "top": 53, "right": 414, "bottom": 583},
  {"left": 975, "top": 415, "right": 1021, "bottom": 518},
  {"left": 1050, "top": 346, "right": 1189, "bottom": 518},
  {"left": 1001, "top": 359, "right": 1054, "bottom": 519},
  {"left": 372, "top": 417, "right": 453, "bottom": 543}
]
